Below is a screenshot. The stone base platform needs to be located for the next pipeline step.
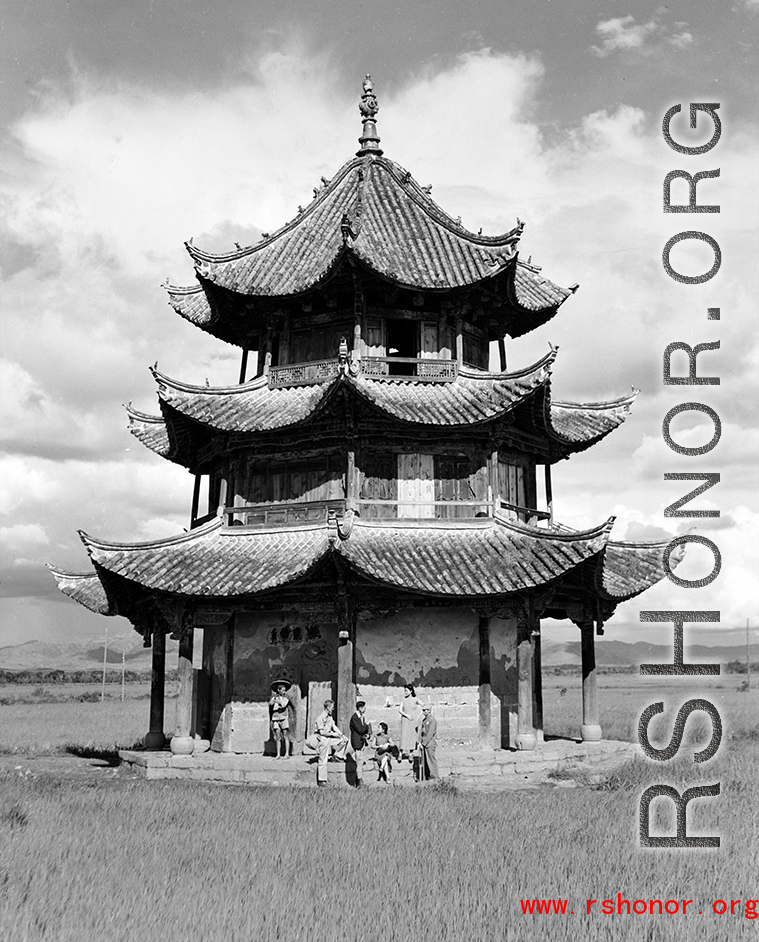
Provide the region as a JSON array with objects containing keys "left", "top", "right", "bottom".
[{"left": 119, "top": 739, "right": 636, "bottom": 791}]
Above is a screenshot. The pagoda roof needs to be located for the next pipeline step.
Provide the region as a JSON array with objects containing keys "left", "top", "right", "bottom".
[
  {"left": 53, "top": 514, "right": 680, "bottom": 627},
  {"left": 166, "top": 254, "right": 570, "bottom": 348},
  {"left": 70, "top": 513, "right": 611, "bottom": 601},
  {"left": 48, "top": 566, "right": 112, "bottom": 615},
  {"left": 599, "top": 538, "right": 682, "bottom": 600},
  {"left": 145, "top": 352, "right": 553, "bottom": 433},
  {"left": 126, "top": 353, "right": 635, "bottom": 466},
  {"left": 183, "top": 155, "right": 550, "bottom": 296},
  {"left": 543, "top": 389, "right": 638, "bottom": 458}
]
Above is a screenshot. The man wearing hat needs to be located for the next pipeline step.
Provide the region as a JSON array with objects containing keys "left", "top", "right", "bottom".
[
  {"left": 305, "top": 699, "right": 348, "bottom": 786},
  {"left": 418, "top": 703, "right": 439, "bottom": 781},
  {"left": 349, "top": 700, "right": 372, "bottom": 788},
  {"left": 269, "top": 680, "right": 293, "bottom": 759}
]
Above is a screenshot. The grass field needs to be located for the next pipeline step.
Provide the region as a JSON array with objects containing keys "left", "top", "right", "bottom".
[{"left": 1, "top": 675, "right": 757, "bottom": 941}]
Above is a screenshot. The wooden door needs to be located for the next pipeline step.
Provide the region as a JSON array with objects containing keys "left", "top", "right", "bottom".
[{"left": 398, "top": 453, "right": 435, "bottom": 518}]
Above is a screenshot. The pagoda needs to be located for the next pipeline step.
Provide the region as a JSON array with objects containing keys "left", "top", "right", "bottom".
[{"left": 52, "top": 77, "right": 677, "bottom": 759}]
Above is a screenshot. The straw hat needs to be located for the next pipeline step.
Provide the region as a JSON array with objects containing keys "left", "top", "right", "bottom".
[{"left": 270, "top": 679, "right": 292, "bottom": 692}]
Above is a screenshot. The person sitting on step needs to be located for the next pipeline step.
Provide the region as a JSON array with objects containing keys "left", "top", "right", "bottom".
[{"left": 305, "top": 699, "right": 348, "bottom": 787}]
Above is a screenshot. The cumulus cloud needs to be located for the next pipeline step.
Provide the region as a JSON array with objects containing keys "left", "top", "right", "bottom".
[
  {"left": 1, "top": 43, "right": 756, "bottom": 644},
  {"left": 592, "top": 14, "right": 695, "bottom": 57}
]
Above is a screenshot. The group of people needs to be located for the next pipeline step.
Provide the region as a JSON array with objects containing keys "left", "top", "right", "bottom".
[{"left": 269, "top": 681, "right": 438, "bottom": 787}]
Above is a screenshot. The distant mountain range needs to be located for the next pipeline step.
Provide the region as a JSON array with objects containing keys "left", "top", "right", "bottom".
[
  {"left": 0, "top": 637, "right": 178, "bottom": 672},
  {"left": 0, "top": 637, "right": 747, "bottom": 672},
  {"left": 542, "top": 640, "right": 748, "bottom": 669}
]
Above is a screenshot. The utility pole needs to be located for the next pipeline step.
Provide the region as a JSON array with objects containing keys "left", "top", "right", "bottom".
[
  {"left": 101, "top": 623, "right": 108, "bottom": 702},
  {"left": 121, "top": 649, "right": 126, "bottom": 702},
  {"left": 747, "top": 619, "right": 751, "bottom": 691}
]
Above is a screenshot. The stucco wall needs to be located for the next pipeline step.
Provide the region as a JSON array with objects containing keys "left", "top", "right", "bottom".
[
  {"left": 228, "top": 611, "right": 337, "bottom": 754},
  {"left": 356, "top": 606, "right": 516, "bottom": 691},
  {"left": 218, "top": 606, "right": 518, "bottom": 753}
]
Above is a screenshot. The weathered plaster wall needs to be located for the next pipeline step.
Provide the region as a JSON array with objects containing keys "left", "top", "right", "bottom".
[
  {"left": 228, "top": 611, "right": 337, "bottom": 754},
  {"left": 232, "top": 611, "right": 338, "bottom": 701},
  {"left": 356, "top": 607, "right": 516, "bottom": 692}
]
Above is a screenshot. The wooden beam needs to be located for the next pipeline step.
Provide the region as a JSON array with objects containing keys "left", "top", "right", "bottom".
[
  {"left": 478, "top": 616, "right": 492, "bottom": 750},
  {"left": 145, "top": 631, "right": 166, "bottom": 750},
  {"left": 581, "top": 621, "right": 602, "bottom": 741}
]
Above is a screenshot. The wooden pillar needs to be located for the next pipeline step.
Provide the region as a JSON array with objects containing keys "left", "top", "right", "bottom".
[
  {"left": 337, "top": 630, "right": 354, "bottom": 737},
  {"left": 171, "top": 628, "right": 195, "bottom": 755},
  {"left": 498, "top": 336, "right": 507, "bottom": 372},
  {"left": 145, "top": 631, "right": 166, "bottom": 750},
  {"left": 263, "top": 332, "right": 273, "bottom": 376},
  {"left": 532, "top": 626, "right": 544, "bottom": 743},
  {"left": 581, "top": 621, "right": 602, "bottom": 741},
  {"left": 353, "top": 315, "right": 362, "bottom": 362},
  {"left": 488, "top": 446, "right": 499, "bottom": 515},
  {"left": 544, "top": 464, "right": 554, "bottom": 524},
  {"left": 190, "top": 474, "right": 201, "bottom": 529},
  {"left": 516, "top": 608, "right": 536, "bottom": 750},
  {"left": 346, "top": 448, "right": 357, "bottom": 511},
  {"left": 238, "top": 348, "right": 249, "bottom": 384},
  {"left": 455, "top": 316, "right": 464, "bottom": 368},
  {"left": 478, "top": 616, "right": 492, "bottom": 749}
]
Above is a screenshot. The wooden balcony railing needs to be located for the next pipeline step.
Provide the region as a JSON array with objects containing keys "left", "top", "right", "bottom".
[
  {"left": 360, "top": 357, "right": 458, "bottom": 382},
  {"left": 207, "top": 498, "right": 551, "bottom": 528},
  {"left": 268, "top": 359, "right": 340, "bottom": 388},
  {"left": 224, "top": 499, "right": 345, "bottom": 527}
]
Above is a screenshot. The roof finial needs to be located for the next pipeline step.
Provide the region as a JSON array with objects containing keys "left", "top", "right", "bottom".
[{"left": 357, "top": 74, "right": 383, "bottom": 157}]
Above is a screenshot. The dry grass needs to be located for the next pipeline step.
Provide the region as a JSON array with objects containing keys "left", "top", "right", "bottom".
[{"left": 1, "top": 678, "right": 756, "bottom": 941}]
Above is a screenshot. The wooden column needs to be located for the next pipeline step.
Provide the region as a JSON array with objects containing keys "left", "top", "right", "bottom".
[
  {"left": 171, "top": 628, "right": 195, "bottom": 755},
  {"left": 238, "top": 348, "right": 249, "bottom": 384},
  {"left": 190, "top": 474, "right": 201, "bottom": 529},
  {"left": 532, "top": 626, "right": 544, "bottom": 743},
  {"left": 544, "top": 464, "right": 554, "bottom": 525},
  {"left": 337, "top": 630, "right": 354, "bottom": 737},
  {"left": 488, "top": 446, "right": 499, "bottom": 515},
  {"left": 498, "top": 336, "right": 507, "bottom": 372},
  {"left": 455, "top": 316, "right": 464, "bottom": 368},
  {"left": 346, "top": 448, "right": 357, "bottom": 511},
  {"left": 478, "top": 616, "right": 492, "bottom": 749},
  {"left": 581, "top": 621, "right": 602, "bottom": 741},
  {"left": 515, "top": 607, "right": 536, "bottom": 750},
  {"left": 145, "top": 631, "right": 166, "bottom": 750}
]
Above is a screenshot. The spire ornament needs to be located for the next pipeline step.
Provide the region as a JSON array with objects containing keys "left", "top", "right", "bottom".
[{"left": 356, "top": 75, "right": 383, "bottom": 156}]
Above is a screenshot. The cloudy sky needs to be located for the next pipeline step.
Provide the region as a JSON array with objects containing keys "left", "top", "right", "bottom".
[{"left": 2, "top": 1, "right": 757, "bottom": 650}]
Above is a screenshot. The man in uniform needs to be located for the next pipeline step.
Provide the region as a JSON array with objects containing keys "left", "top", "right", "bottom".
[{"left": 305, "top": 699, "right": 348, "bottom": 786}]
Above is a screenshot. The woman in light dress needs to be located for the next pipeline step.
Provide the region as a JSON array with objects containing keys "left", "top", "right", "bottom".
[{"left": 398, "top": 683, "right": 421, "bottom": 760}]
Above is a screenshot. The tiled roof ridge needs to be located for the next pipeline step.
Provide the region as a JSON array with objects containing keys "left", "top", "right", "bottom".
[
  {"left": 185, "top": 158, "right": 361, "bottom": 264},
  {"left": 179, "top": 155, "right": 526, "bottom": 270},
  {"left": 543, "top": 384, "right": 638, "bottom": 449},
  {"left": 125, "top": 402, "right": 163, "bottom": 423},
  {"left": 346, "top": 513, "right": 615, "bottom": 544},
  {"left": 150, "top": 365, "right": 271, "bottom": 396},
  {"left": 47, "top": 564, "right": 99, "bottom": 582},
  {"left": 551, "top": 387, "right": 639, "bottom": 411},
  {"left": 458, "top": 347, "right": 556, "bottom": 382},
  {"left": 368, "top": 157, "right": 524, "bottom": 247},
  {"left": 79, "top": 515, "right": 223, "bottom": 555}
]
